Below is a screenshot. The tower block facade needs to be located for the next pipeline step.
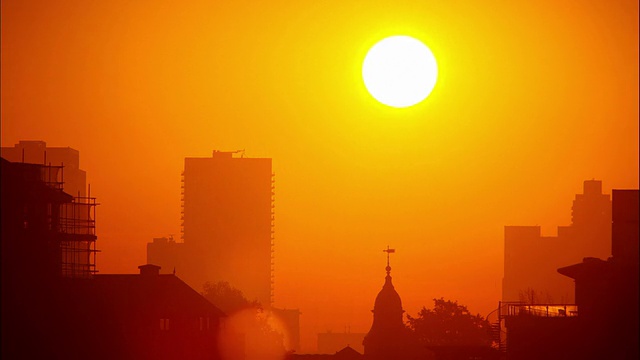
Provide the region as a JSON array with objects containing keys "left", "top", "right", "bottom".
[{"left": 181, "top": 150, "right": 275, "bottom": 306}]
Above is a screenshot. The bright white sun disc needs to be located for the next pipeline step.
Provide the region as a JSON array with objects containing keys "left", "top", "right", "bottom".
[{"left": 362, "top": 36, "right": 438, "bottom": 108}]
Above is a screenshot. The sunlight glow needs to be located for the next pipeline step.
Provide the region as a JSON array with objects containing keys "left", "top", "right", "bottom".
[{"left": 362, "top": 36, "right": 438, "bottom": 108}]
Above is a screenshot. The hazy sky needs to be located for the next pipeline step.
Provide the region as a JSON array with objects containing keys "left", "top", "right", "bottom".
[{"left": 2, "top": 0, "right": 638, "bottom": 351}]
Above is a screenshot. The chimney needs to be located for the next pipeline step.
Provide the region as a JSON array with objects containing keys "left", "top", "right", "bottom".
[{"left": 138, "top": 264, "right": 161, "bottom": 277}]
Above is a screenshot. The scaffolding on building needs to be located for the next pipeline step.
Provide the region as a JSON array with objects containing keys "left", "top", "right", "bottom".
[
  {"left": 41, "top": 163, "right": 64, "bottom": 191},
  {"left": 4, "top": 158, "right": 99, "bottom": 279},
  {"left": 58, "top": 194, "right": 99, "bottom": 278},
  {"left": 40, "top": 161, "right": 99, "bottom": 279}
]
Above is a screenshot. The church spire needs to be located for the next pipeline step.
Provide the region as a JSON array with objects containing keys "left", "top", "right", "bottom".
[
  {"left": 383, "top": 245, "right": 395, "bottom": 277},
  {"left": 364, "top": 245, "right": 416, "bottom": 359}
]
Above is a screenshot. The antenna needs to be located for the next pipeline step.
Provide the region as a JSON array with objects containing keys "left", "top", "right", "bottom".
[{"left": 230, "top": 149, "right": 246, "bottom": 158}]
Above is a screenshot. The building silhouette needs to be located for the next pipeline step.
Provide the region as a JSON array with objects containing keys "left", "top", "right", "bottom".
[
  {"left": 557, "top": 189, "right": 639, "bottom": 359},
  {"left": 502, "top": 180, "right": 611, "bottom": 303},
  {"left": 1, "top": 155, "right": 226, "bottom": 359},
  {"left": 1, "top": 140, "right": 88, "bottom": 197},
  {"left": 362, "top": 248, "right": 421, "bottom": 360},
  {"left": 148, "top": 150, "right": 274, "bottom": 306},
  {"left": 499, "top": 188, "right": 639, "bottom": 360},
  {"left": 1, "top": 156, "right": 97, "bottom": 357},
  {"left": 1, "top": 141, "right": 97, "bottom": 278},
  {"left": 317, "top": 331, "right": 366, "bottom": 354},
  {"left": 147, "top": 150, "right": 304, "bottom": 353},
  {"left": 148, "top": 235, "right": 185, "bottom": 273},
  {"left": 75, "top": 264, "right": 226, "bottom": 360},
  {"left": 272, "top": 307, "right": 302, "bottom": 352},
  {"left": 287, "top": 345, "right": 363, "bottom": 360},
  {"left": 0, "top": 157, "right": 98, "bottom": 281}
]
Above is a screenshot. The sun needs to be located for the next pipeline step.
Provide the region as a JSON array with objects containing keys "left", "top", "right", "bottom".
[{"left": 362, "top": 36, "right": 438, "bottom": 108}]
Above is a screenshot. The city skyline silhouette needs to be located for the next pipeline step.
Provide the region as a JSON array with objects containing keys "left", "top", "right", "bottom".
[
  {"left": 2, "top": 0, "right": 638, "bottom": 357},
  {"left": 1, "top": 152, "right": 638, "bottom": 358}
]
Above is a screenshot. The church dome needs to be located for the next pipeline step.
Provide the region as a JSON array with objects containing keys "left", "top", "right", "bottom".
[
  {"left": 368, "top": 264, "right": 405, "bottom": 332},
  {"left": 364, "top": 251, "right": 420, "bottom": 360},
  {"left": 373, "top": 268, "right": 403, "bottom": 314}
]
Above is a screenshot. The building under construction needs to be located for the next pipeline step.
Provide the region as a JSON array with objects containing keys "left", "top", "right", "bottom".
[
  {"left": 2, "top": 154, "right": 232, "bottom": 359},
  {"left": 1, "top": 141, "right": 98, "bottom": 279},
  {"left": 1, "top": 155, "right": 100, "bottom": 357},
  {"left": 2, "top": 140, "right": 88, "bottom": 197},
  {"left": 0, "top": 157, "right": 98, "bottom": 280}
]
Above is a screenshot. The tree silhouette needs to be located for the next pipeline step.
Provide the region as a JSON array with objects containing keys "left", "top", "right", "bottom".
[
  {"left": 407, "top": 298, "right": 492, "bottom": 347},
  {"left": 202, "top": 281, "right": 260, "bottom": 314},
  {"left": 518, "top": 287, "right": 554, "bottom": 304}
]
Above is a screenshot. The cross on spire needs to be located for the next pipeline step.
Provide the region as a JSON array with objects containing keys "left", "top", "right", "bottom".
[{"left": 382, "top": 245, "right": 396, "bottom": 275}]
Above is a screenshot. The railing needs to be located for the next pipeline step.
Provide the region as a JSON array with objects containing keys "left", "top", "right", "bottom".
[
  {"left": 492, "top": 301, "right": 579, "bottom": 354},
  {"left": 58, "top": 197, "right": 98, "bottom": 237},
  {"left": 41, "top": 165, "right": 64, "bottom": 190},
  {"left": 502, "top": 302, "right": 578, "bottom": 318},
  {"left": 57, "top": 196, "right": 99, "bottom": 278},
  {"left": 60, "top": 239, "right": 98, "bottom": 278}
]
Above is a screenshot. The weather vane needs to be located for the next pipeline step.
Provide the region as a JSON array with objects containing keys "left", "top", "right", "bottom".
[{"left": 383, "top": 245, "right": 396, "bottom": 274}]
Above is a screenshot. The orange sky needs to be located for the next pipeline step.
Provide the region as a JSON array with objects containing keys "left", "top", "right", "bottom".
[{"left": 2, "top": 0, "right": 638, "bottom": 352}]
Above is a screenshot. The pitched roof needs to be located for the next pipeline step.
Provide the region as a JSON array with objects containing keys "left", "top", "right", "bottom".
[
  {"left": 335, "top": 345, "right": 362, "bottom": 358},
  {"left": 557, "top": 257, "right": 611, "bottom": 280},
  {"left": 88, "top": 273, "right": 226, "bottom": 318}
]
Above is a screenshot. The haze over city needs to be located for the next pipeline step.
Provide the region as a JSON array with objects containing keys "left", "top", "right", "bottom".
[{"left": 2, "top": 0, "right": 638, "bottom": 357}]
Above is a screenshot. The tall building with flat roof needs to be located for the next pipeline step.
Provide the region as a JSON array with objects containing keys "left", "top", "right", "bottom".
[{"left": 148, "top": 150, "right": 274, "bottom": 306}]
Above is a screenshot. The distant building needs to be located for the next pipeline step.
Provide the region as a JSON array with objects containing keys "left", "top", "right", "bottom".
[
  {"left": 502, "top": 180, "right": 611, "bottom": 303},
  {"left": 500, "top": 188, "right": 639, "bottom": 360},
  {"left": 146, "top": 151, "right": 304, "bottom": 354},
  {"left": 1, "top": 140, "right": 87, "bottom": 197},
  {"left": 317, "top": 331, "right": 366, "bottom": 354},
  {"left": 147, "top": 236, "right": 185, "bottom": 274},
  {"left": 287, "top": 345, "right": 363, "bottom": 360},
  {"left": 272, "top": 307, "right": 302, "bottom": 352},
  {"left": 148, "top": 150, "right": 274, "bottom": 307}
]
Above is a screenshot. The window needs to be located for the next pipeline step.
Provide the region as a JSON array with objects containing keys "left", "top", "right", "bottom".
[{"left": 160, "top": 318, "right": 170, "bottom": 331}]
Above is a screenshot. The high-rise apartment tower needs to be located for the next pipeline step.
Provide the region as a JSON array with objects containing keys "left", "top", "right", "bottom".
[{"left": 149, "top": 150, "right": 274, "bottom": 306}]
